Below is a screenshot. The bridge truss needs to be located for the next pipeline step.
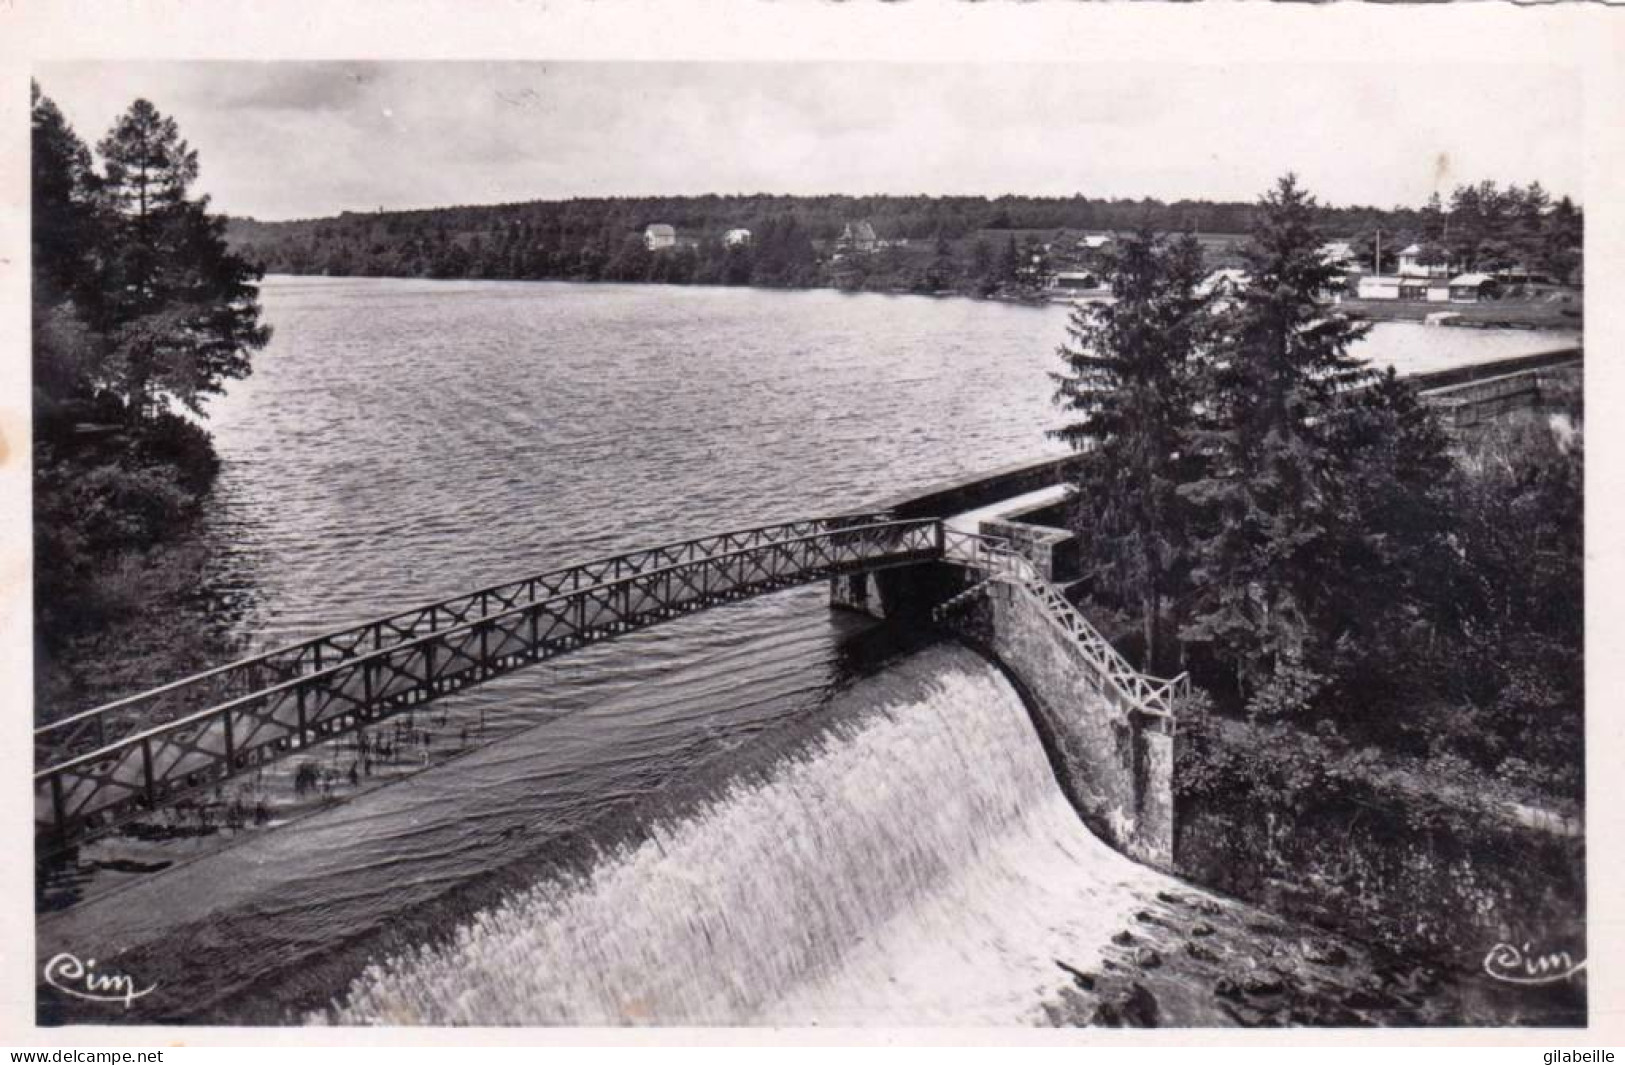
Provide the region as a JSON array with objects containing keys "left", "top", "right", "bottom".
[{"left": 34, "top": 516, "right": 939, "bottom": 852}]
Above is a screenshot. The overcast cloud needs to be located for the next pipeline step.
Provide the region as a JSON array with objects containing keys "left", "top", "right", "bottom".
[{"left": 35, "top": 61, "right": 1582, "bottom": 221}]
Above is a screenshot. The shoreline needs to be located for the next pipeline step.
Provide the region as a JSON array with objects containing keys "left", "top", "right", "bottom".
[
  {"left": 256, "top": 272, "right": 1582, "bottom": 330},
  {"left": 1337, "top": 296, "right": 1583, "bottom": 330}
]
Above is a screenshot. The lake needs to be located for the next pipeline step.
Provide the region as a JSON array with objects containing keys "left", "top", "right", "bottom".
[
  {"left": 205, "top": 277, "right": 1573, "bottom": 647},
  {"left": 40, "top": 276, "right": 1578, "bottom": 1024}
]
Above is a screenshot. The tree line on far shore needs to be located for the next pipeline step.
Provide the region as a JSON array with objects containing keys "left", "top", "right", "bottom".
[
  {"left": 1056, "top": 175, "right": 1583, "bottom": 803},
  {"left": 227, "top": 181, "right": 1582, "bottom": 296}
]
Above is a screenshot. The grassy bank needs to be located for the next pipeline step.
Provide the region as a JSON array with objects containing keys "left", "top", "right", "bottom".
[
  {"left": 1172, "top": 711, "right": 1585, "bottom": 1025},
  {"left": 33, "top": 409, "right": 249, "bottom": 729},
  {"left": 1161, "top": 375, "right": 1584, "bottom": 1021},
  {"left": 1338, "top": 292, "right": 1582, "bottom": 329}
]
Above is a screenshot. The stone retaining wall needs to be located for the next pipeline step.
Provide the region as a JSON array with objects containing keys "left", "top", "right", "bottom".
[
  {"left": 981, "top": 517, "right": 1079, "bottom": 583},
  {"left": 950, "top": 580, "right": 1175, "bottom": 869}
]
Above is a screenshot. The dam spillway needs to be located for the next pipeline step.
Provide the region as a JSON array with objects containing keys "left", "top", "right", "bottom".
[
  {"left": 319, "top": 646, "right": 1172, "bottom": 1024},
  {"left": 315, "top": 644, "right": 1428, "bottom": 1027}
]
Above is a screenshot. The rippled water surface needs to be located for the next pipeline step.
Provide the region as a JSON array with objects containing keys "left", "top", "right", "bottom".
[
  {"left": 41, "top": 277, "right": 1577, "bottom": 1024},
  {"left": 203, "top": 277, "right": 1574, "bottom": 648},
  {"left": 203, "top": 278, "right": 1077, "bottom": 644}
]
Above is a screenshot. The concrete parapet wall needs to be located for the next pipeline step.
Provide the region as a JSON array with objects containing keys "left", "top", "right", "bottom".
[
  {"left": 1421, "top": 361, "right": 1581, "bottom": 428},
  {"left": 1425, "top": 374, "right": 1542, "bottom": 428},
  {"left": 870, "top": 348, "right": 1579, "bottom": 521},
  {"left": 981, "top": 517, "right": 1079, "bottom": 583},
  {"left": 876, "top": 455, "right": 1075, "bottom": 519},
  {"left": 1406, "top": 346, "right": 1580, "bottom": 393},
  {"left": 951, "top": 581, "right": 1175, "bottom": 869},
  {"left": 1412, "top": 346, "right": 1582, "bottom": 429}
]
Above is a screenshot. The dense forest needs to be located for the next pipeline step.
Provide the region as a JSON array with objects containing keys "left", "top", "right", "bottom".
[
  {"left": 1054, "top": 179, "right": 1583, "bottom": 804},
  {"left": 32, "top": 83, "right": 268, "bottom": 718},
  {"left": 1056, "top": 183, "right": 1583, "bottom": 977},
  {"left": 227, "top": 183, "right": 1582, "bottom": 297}
]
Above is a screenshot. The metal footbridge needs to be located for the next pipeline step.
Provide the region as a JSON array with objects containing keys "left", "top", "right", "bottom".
[
  {"left": 34, "top": 503, "right": 1201, "bottom": 854},
  {"left": 34, "top": 515, "right": 950, "bottom": 851}
]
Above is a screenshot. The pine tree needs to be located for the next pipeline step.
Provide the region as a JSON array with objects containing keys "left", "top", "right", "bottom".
[
  {"left": 969, "top": 238, "right": 994, "bottom": 278},
  {"left": 31, "top": 82, "right": 101, "bottom": 307},
  {"left": 1052, "top": 228, "right": 1210, "bottom": 673},
  {"left": 1542, "top": 196, "right": 1583, "bottom": 284},
  {"left": 998, "top": 234, "right": 1021, "bottom": 283},
  {"left": 1179, "top": 174, "right": 1374, "bottom": 706},
  {"left": 96, "top": 98, "right": 270, "bottom": 417},
  {"left": 31, "top": 83, "right": 106, "bottom": 408}
]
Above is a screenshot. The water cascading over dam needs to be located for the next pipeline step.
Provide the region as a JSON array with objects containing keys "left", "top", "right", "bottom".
[{"left": 320, "top": 645, "right": 1186, "bottom": 1025}]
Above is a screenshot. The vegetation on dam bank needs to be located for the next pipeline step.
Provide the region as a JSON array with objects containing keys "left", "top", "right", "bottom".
[
  {"left": 1054, "top": 177, "right": 1582, "bottom": 799},
  {"left": 1050, "top": 178, "right": 1582, "bottom": 1021},
  {"left": 1062, "top": 397, "right": 1585, "bottom": 1023},
  {"left": 32, "top": 84, "right": 267, "bottom": 724},
  {"left": 1058, "top": 390, "right": 1584, "bottom": 1022},
  {"left": 1166, "top": 411, "right": 1585, "bottom": 1023},
  {"left": 1339, "top": 293, "right": 1582, "bottom": 330}
]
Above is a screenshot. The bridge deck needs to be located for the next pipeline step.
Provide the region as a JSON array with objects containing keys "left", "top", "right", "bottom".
[
  {"left": 35, "top": 517, "right": 941, "bottom": 851},
  {"left": 35, "top": 514, "right": 903, "bottom": 764},
  {"left": 944, "top": 484, "right": 1071, "bottom": 539}
]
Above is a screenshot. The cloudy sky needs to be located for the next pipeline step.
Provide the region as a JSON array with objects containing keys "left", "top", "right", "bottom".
[{"left": 35, "top": 61, "right": 1582, "bottom": 221}]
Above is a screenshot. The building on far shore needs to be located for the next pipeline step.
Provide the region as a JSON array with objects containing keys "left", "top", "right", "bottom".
[
  {"left": 1048, "top": 271, "right": 1103, "bottom": 293},
  {"left": 1356, "top": 275, "right": 1400, "bottom": 300},
  {"left": 1449, "top": 273, "right": 1500, "bottom": 303},
  {"left": 1356, "top": 274, "right": 1453, "bottom": 302},
  {"left": 724, "top": 228, "right": 752, "bottom": 248},
  {"left": 644, "top": 224, "right": 677, "bottom": 251},
  {"left": 1197, "top": 267, "right": 1249, "bottom": 298},
  {"left": 836, "top": 221, "right": 879, "bottom": 254},
  {"left": 1397, "top": 243, "right": 1451, "bottom": 279}
]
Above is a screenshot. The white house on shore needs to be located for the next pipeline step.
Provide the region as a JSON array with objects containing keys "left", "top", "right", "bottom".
[
  {"left": 1356, "top": 275, "right": 1402, "bottom": 301},
  {"left": 1356, "top": 274, "right": 1453, "bottom": 302},
  {"left": 644, "top": 224, "right": 677, "bottom": 251},
  {"left": 836, "top": 221, "right": 879, "bottom": 254},
  {"left": 1318, "top": 241, "right": 1359, "bottom": 270},
  {"left": 724, "top": 228, "right": 752, "bottom": 248},
  {"left": 1355, "top": 271, "right": 1502, "bottom": 303},
  {"left": 1397, "top": 243, "right": 1451, "bottom": 279}
]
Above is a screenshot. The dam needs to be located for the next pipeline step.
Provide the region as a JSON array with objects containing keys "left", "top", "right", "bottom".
[
  {"left": 33, "top": 274, "right": 1582, "bottom": 1027},
  {"left": 40, "top": 641, "right": 1452, "bottom": 1026},
  {"left": 37, "top": 439, "right": 1537, "bottom": 1025}
]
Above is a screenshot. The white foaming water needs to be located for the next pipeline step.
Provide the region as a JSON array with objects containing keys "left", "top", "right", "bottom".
[{"left": 322, "top": 651, "right": 1175, "bottom": 1025}]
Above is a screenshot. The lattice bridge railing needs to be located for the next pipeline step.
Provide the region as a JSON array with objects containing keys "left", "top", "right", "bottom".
[
  {"left": 937, "top": 529, "right": 1188, "bottom": 727},
  {"left": 35, "top": 517, "right": 942, "bottom": 852},
  {"left": 35, "top": 512, "right": 903, "bottom": 764}
]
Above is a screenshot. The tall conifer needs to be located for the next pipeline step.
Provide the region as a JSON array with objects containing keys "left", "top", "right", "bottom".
[
  {"left": 1179, "top": 175, "right": 1373, "bottom": 702},
  {"left": 1052, "top": 228, "right": 1210, "bottom": 673}
]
